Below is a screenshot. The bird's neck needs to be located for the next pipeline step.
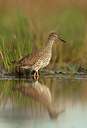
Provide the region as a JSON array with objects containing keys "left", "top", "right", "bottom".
[{"left": 46, "top": 39, "right": 54, "bottom": 50}]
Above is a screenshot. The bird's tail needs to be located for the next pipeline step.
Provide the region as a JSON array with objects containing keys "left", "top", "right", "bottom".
[
  {"left": 11, "top": 61, "right": 17, "bottom": 65},
  {"left": 11, "top": 60, "right": 21, "bottom": 66},
  {"left": 11, "top": 60, "right": 20, "bottom": 65}
]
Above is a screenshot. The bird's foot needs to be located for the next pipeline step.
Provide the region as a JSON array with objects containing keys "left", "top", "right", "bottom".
[{"left": 34, "top": 72, "right": 39, "bottom": 80}]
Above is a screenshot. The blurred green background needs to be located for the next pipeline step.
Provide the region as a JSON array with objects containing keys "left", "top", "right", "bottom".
[{"left": 0, "top": 0, "right": 87, "bottom": 71}]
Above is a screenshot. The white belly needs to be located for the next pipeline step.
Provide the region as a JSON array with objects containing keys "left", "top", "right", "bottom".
[
  {"left": 40, "top": 56, "right": 51, "bottom": 68},
  {"left": 32, "top": 52, "right": 51, "bottom": 72}
]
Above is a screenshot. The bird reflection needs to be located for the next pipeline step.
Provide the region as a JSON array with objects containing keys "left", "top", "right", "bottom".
[{"left": 12, "top": 80, "right": 63, "bottom": 119}]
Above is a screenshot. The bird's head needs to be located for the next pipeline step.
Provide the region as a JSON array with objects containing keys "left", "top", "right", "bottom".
[{"left": 48, "top": 32, "right": 65, "bottom": 43}]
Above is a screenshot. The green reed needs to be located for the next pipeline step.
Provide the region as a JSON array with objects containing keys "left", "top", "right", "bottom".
[{"left": 0, "top": 9, "right": 87, "bottom": 74}]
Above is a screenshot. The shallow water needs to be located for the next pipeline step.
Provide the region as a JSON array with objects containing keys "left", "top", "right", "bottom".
[{"left": 0, "top": 75, "right": 87, "bottom": 128}]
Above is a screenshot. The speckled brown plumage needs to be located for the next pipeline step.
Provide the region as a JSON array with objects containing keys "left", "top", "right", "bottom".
[{"left": 12, "top": 32, "right": 65, "bottom": 79}]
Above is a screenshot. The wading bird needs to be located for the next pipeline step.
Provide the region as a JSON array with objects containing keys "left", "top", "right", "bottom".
[{"left": 12, "top": 32, "right": 65, "bottom": 80}]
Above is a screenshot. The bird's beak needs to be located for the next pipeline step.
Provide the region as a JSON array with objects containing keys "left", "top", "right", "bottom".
[{"left": 56, "top": 37, "right": 65, "bottom": 43}]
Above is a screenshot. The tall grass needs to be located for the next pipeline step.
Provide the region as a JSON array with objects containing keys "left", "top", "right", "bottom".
[{"left": 0, "top": 9, "right": 87, "bottom": 74}]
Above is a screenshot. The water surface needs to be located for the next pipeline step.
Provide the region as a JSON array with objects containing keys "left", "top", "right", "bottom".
[{"left": 0, "top": 75, "right": 87, "bottom": 128}]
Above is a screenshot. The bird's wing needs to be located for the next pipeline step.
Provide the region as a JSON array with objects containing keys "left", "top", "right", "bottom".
[{"left": 12, "top": 52, "right": 40, "bottom": 67}]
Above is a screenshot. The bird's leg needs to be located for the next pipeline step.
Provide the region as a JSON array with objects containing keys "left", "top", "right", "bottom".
[
  {"left": 34, "top": 72, "right": 37, "bottom": 80},
  {"left": 37, "top": 71, "right": 39, "bottom": 80}
]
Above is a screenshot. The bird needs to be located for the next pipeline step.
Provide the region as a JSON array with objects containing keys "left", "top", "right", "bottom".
[{"left": 12, "top": 32, "right": 65, "bottom": 80}]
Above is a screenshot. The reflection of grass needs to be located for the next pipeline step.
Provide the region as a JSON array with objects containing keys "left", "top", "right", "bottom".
[
  {"left": 0, "top": 10, "right": 87, "bottom": 74},
  {"left": 0, "top": 80, "right": 30, "bottom": 108}
]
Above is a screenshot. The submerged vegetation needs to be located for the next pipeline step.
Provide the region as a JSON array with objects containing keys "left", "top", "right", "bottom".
[{"left": 0, "top": 8, "right": 87, "bottom": 75}]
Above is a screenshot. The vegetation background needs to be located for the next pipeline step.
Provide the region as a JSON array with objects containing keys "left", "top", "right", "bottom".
[{"left": 0, "top": 0, "right": 87, "bottom": 72}]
